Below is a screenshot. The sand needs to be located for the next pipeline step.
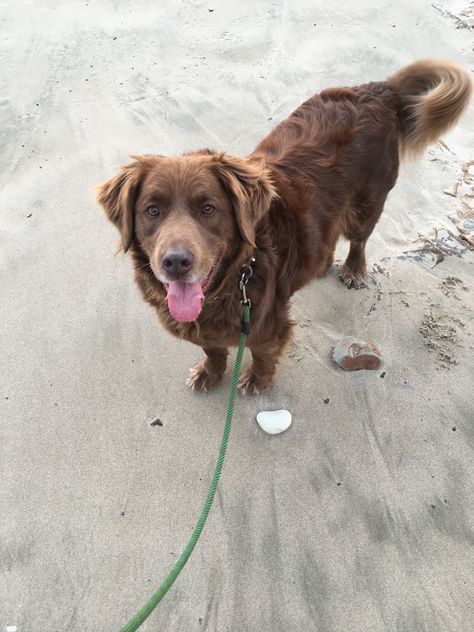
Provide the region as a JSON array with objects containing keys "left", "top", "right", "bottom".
[{"left": 1, "top": 1, "right": 473, "bottom": 631}]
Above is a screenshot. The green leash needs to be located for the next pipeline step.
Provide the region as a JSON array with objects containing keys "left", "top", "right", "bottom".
[{"left": 118, "top": 302, "right": 251, "bottom": 632}]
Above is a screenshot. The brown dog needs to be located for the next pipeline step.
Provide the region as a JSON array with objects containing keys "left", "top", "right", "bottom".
[{"left": 97, "top": 60, "right": 471, "bottom": 394}]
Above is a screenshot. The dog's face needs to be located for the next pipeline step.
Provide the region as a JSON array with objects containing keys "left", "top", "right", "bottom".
[{"left": 97, "top": 152, "right": 275, "bottom": 322}]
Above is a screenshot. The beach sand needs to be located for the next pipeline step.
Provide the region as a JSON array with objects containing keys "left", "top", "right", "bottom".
[{"left": 1, "top": 1, "right": 473, "bottom": 630}]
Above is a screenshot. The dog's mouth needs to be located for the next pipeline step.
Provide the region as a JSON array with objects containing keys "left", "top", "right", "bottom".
[{"left": 164, "top": 264, "right": 217, "bottom": 322}]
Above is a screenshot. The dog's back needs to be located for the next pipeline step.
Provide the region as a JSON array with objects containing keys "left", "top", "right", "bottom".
[{"left": 251, "top": 59, "right": 472, "bottom": 289}]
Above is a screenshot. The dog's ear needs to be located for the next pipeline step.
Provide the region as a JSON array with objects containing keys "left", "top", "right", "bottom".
[
  {"left": 96, "top": 160, "right": 144, "bottom": 252},
  {"left": 213, "top": 154, "right": 276, "bottom": 247}
]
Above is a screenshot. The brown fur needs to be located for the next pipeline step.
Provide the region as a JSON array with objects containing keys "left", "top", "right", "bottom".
[
  {"left": 389, "top": 59, "right": 472, "bottom": 157},
  {"left": 96, "top": 59, "right": 471, "bottom": 394}
]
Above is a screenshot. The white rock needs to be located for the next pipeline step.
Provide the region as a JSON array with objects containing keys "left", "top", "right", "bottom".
[{"left": 256, "top": 409, "right": 292, "bottom": 435}]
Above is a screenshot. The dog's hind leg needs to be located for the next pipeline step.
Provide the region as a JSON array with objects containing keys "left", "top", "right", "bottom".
[
  {"left": 339, "top": 238, "right": 369, "bottom": 288},
  {"left": 339, "top": 194, "right": 389, "bottom": 289}
]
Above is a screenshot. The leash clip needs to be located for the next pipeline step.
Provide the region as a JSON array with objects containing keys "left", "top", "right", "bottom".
[{"left": 239, "top": 256, "right": 255, "bottom": 307}]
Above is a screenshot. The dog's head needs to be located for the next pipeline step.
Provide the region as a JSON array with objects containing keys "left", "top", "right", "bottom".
[{"left": 96, "top": 152, "right": 275, "bottom": 322}]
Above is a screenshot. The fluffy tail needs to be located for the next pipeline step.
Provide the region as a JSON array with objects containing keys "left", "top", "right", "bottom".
[{"left": 388, "top": 59, "right": 472, "bottom": 157}]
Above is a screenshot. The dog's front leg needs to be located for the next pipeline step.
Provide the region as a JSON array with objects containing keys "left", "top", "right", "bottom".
[
  {"left": 186, "top": 347, "right": 228, "bottom": 391},
  {"left": 238, "top": 320, "right": 293, "bottom": 395}
]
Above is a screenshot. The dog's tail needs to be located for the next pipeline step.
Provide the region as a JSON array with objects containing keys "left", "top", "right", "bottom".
[{"left": 388, "top": 59, "right": 472, "bottom": 157}]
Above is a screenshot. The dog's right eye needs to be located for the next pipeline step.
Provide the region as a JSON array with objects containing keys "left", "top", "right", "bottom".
[
  {"left": 202, "top": 203, "right": 216, "bottom": 215},
  {"left": 147, "top": 206, "right": 160, "bottom": 217}
]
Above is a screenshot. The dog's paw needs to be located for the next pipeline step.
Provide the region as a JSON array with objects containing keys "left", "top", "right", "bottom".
[
  {"left": 186, "top": 363, "right": 223, "bottom": 392},
  {"left": 237, "top": 369, "right": 272, "bottom": 395},
  {"left": 339, "top": 264, "right": 368, "bottom": 289}
]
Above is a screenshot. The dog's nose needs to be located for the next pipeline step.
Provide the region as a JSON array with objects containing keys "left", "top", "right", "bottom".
[{"left": 161, "top": 249, "right": 194, "bottom": 277}]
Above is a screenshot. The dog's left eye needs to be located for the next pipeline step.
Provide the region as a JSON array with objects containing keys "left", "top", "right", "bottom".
[{"left": 202, "top": 203, "right": 216, "bottom": 215}]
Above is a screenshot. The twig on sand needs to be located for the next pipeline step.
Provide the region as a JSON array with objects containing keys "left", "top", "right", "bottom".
[{"left": 431, "top": 3, "right": 473, "bottom": 29}]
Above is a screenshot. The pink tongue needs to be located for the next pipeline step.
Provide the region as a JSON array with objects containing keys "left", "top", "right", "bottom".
[{"left": 166, "top": 281, "right": 204, "bottom": 322}]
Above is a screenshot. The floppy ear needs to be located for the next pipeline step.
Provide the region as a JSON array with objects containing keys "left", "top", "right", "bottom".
[
  {"left": 96, "top": 160, "right": 143, "bottom": 252},
  {"left": 213, "top": 154, "right": 276, "bottom": 247}
]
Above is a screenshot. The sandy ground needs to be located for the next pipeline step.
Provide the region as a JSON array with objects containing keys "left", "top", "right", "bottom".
[{"left": 1, "top": 1, "right": 474, "bottom": 631}]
